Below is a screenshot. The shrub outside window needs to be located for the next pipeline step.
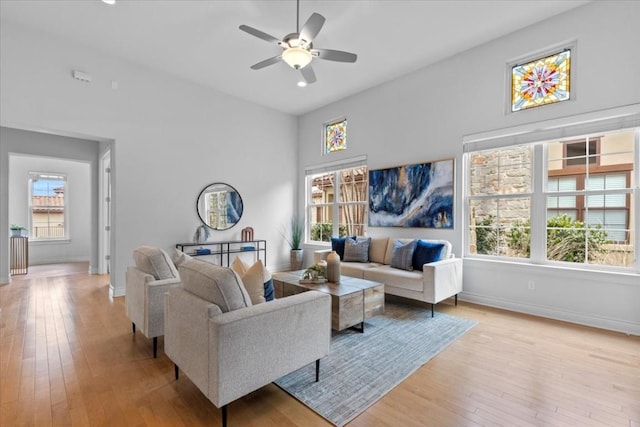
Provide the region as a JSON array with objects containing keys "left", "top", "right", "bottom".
[{"left": 467, "top": 129, "right": 636, "bottom": 269}]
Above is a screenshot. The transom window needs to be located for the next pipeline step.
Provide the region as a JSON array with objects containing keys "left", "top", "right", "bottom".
[
  {"left": 324, "top": 118, "right": 347, "bottom": 154},
  {"left": 511, "top": 49, "right": 571, "bottom": 112}
]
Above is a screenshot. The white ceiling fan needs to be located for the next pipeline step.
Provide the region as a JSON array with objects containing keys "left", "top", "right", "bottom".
[{"left": 239, "top": 0, "right": 358, "bottom": 85}]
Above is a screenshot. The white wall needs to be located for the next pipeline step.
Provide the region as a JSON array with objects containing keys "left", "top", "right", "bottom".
[
  {"left": 298, "top": 2, "right": 640, "bottom": 334},
  {"left": 9, "top": 152, "right": 91, "bottom": 265},
  {"left": 0, "top": 22, "right": 298, "bottom": 294},
  {"left": 1, "top": 127, "right": 100, "bottom": 276}
]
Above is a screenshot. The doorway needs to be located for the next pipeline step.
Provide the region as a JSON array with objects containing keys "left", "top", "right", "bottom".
[{"left": 99, "top": 149, "right": 111, "bottom": 275}]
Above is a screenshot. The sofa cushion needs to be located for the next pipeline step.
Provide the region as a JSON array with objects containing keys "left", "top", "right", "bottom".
[
  {"left": 340, "top": 261, "right": 383, "bottom": 278},
  {"left": 412, "top": 240, "right": 445, "bottom": 271},
  {"left": 133, "top": 246, "right": 179, "bottom": 280},
  {"left": 390, "top": 239, "right": 418, "bottom": 271},
  {"left": 343, "top": 237, "right": 371, "bottom": 262},
  {"left": 368, "top": 237, "right": 389, "bottom": 264},
  {"left": 180, "top": 259, "right": 252, "bottom": 312},
  {"left": 363, "top": 265, "right": 425, "bottom": 293},
  {"left": 331, "top": 236, "right": 355, "bottom": 260}
]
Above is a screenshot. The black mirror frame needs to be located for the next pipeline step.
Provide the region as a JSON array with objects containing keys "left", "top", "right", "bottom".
[{"left": 196, "top": 182, "right": 244, "bottom": 231}]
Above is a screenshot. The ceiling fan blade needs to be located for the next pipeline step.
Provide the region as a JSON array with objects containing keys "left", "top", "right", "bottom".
[
  {"left": 300, "top": 65, "right": 317, "bottom": 84},
  {"left": 299, "top": 13, "right": 325, "bottom": 43},
  {"left": 313, "top": 48, "right": 357, "bottom": 63},
  {"left": 250, "top": 56, "right": 282, "bottom": 70},
  {"left": 239, "top": 25, "right": 281, "bottom": 44}
]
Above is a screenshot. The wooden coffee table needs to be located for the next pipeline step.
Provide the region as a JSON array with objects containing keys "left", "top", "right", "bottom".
[{"left": 272, "top": 271, "right": 385, "bottom": 332}]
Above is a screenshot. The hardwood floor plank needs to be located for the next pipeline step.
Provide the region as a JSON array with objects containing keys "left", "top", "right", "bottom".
[{"left": 1, "top": 262, "right": 638, "bottom": 426}]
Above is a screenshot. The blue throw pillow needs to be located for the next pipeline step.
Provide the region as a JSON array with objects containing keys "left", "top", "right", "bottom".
[
  {"left": 390, "top": 239, "right": 418, "bottom": 271},
  {"left": 263, "top": 278, "right": 275, "bottom": 301},
  {"left": 412, "top": 240, "right": 445, "bottom": 271},
  {"left": 331, "top": 236, "right": 356, "bottom": 260}
]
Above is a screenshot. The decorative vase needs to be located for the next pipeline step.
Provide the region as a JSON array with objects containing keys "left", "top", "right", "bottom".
[
  {"left": 193, "top": 225, "right": 209, "bottom": 244},
  {"left": 326, "top": 250, "right": 340, "bottom": 283},
  {"left": 290, "top": 249, "right": 303, "bottom": 270}
]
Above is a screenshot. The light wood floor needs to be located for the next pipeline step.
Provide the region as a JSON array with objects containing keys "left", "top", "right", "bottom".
[{"left": 1, "top": 263, "right": 638, "bottom": 426}]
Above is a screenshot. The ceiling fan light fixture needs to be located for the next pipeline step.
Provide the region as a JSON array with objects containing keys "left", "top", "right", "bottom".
[
  {"left": 101, "top": 0, "right": 116, "bottom": 5},
  {"left": 282, "top": 47, "right": 312, "bottom": 70}
]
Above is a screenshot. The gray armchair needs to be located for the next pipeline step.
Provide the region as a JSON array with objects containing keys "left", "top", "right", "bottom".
[
  {"left": 125, "top": 246, "right": 182, "bottom": 358},
  {"left": 164, "top": 259, "right": 331, "bottom": 427}
]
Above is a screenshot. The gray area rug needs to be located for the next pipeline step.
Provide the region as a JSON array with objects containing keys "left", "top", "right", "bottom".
[{"left": 275, "top": 302, "right": 476, "bottom": 426}]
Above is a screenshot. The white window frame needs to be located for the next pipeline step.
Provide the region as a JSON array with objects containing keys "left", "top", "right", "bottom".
[
  {"left": 463, "top": 105, "right": 640, "bottom": 273},
  {"left": 28, "top": 172, "right": 69, "bottom": 241},
  {"left": 305, "top": 156, "right": 367, "bottom": 244}
]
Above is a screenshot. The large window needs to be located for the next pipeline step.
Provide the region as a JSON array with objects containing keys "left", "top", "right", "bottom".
[
  {"left": 29, "top": 172, "right": 67, "bottom": 239},
  {"left": 307, "top": 165, "right": 367, "bottom": 242},
  {"left": 468, "top": 145, "right": 532, "bottom": 257},
  {"left": 467, "top": 128, "right": 637, "bottom": 269}
]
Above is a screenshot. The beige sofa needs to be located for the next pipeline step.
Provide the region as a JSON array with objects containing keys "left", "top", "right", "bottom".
[
  {"left": 315, "top": 237, "right": 462, "bottom": 316},
  {"left": 164, "top": 258, "right": 331, "bottom": 427}
]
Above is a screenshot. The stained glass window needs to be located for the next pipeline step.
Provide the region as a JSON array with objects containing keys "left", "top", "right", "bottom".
[
  {"left": 325, "top": 118, "right": 347, "bottom": 153},
  {"left": 512, "top": 49, "right": 570, "bottom": 112}
]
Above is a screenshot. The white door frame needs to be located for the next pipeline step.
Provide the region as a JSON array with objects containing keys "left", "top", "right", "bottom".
[{"left": 98, "top": 149, "right": 111, "bottom": 275}]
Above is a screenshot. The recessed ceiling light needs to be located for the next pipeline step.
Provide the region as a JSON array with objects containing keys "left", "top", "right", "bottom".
[
  {"left": 102, "top": 0, "right": 116, "bottom": 5},
  {"left": 297, "top": 81, "right": 307, "bottom": 88}
]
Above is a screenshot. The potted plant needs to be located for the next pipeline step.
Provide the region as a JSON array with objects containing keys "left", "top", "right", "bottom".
[
  {"left": 10, "top": 224, "right": 26, "bottom": 237},
  {"left": 284, "top": 217, "right": 304, "bottom": 270}
]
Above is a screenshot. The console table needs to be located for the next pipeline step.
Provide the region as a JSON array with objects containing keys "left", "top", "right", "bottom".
[{"left": 175, "top": 239, "right": 266, "bottom": 267}]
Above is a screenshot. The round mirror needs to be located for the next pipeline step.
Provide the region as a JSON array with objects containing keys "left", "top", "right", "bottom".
[{"left": 196, "top": 183, "right": 243, "bottom": 230}]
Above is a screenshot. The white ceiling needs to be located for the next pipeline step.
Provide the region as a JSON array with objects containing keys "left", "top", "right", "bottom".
[{"left": 0, "top": 0, "right": 590, "bottom": 116}]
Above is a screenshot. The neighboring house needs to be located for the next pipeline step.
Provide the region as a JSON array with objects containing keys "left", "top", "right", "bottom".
[{"left": 31, "top": 187, "right": 65, "bottom": 239}]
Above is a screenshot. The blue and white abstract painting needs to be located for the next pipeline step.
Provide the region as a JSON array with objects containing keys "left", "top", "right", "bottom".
[{"left": 369, "top": 159, "right": 454, "bottom": 228}]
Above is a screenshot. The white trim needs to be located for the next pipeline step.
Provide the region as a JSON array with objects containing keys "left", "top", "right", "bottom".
[
  {"left": 464, "top": 104, "right": 640, "bottom": 152},
  {"left": 460, "top": 292, "right": 639, "bottom": 336},
  {"left": 304, "top": 154, "right": 367, "bottom": 175}
]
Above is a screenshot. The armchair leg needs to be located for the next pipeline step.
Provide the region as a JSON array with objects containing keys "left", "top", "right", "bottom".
[
  {"left": 174, "top": 364, "right": 179, "bottom": 380},
  {"left": 431, "top": 303, "right": 435, "bottom": 318},
  {"left": 153, "top": 337, "right": 158, "bottom": 358},
  {"left": 132, "top": 322, "right": 136, "bottom": 334},
  {"left": 221, "top": 405, "right": 227, "bottom": 427},
  {"left": 315, "top": 359, "right": 320, "bottom": 382},
  {"left": 455, "top": 294, "right": 458, "bottom": 306}
]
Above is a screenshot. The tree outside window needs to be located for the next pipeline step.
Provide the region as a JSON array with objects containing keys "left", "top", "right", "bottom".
[{"left": 307, "top": 166, "right": 367, "bottom": 242}]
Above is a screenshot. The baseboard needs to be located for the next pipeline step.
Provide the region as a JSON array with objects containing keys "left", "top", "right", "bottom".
[
  {"left": 110, "top": 283, "right": 125, "bottom": 298},
  {"left": 460, "top": 292, "right": 640, "bottom": 336}
]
